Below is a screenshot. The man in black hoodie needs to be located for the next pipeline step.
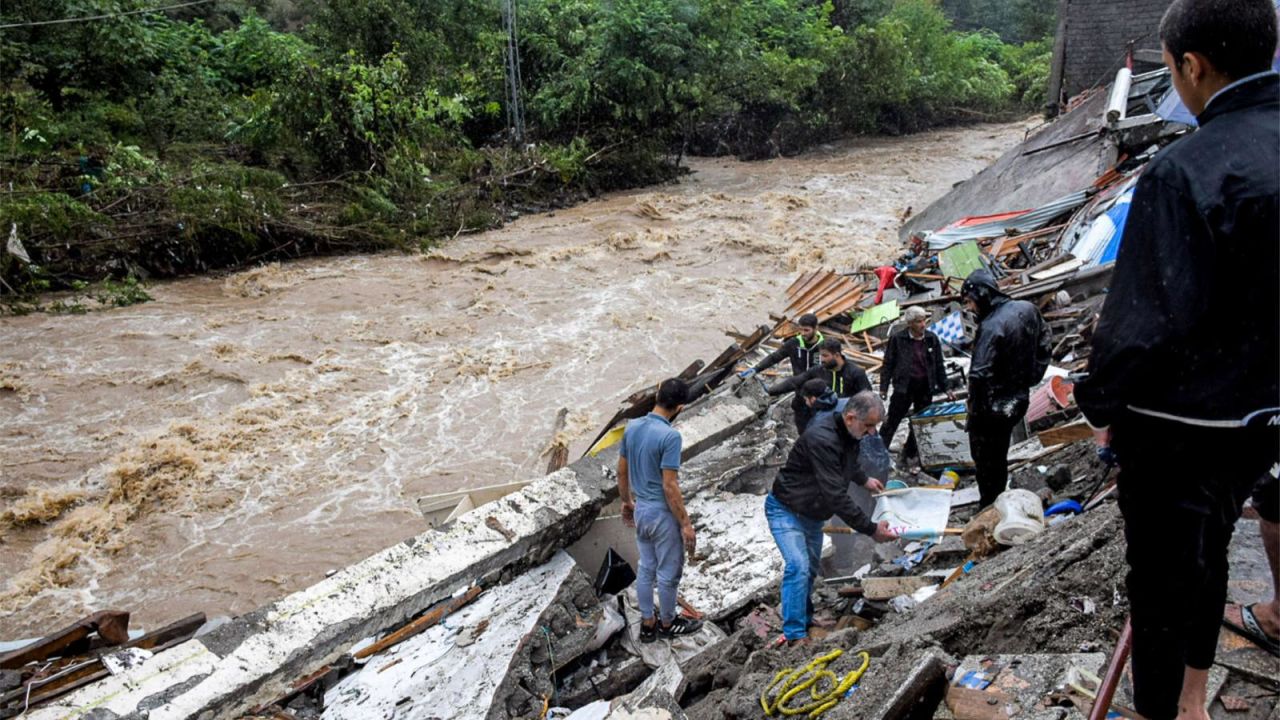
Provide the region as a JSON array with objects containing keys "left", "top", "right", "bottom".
[
  {"left": 765, "top": 391, "right": 897, "bottom": 644},
  {"left": 767, "top": 337, "right": 873, "bottom": 432},
  {"left": 961, "top": 269, "right": 1051, "bottom": 508},
  {"left": 1075, "top": 3, "right": 1279, "bottom": 717}
]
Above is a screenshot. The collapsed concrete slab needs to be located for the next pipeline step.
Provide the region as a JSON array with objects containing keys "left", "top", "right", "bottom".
[
  {"left": 679, "top": 491, "right": 784, "bottom": 621},
  {"left": 321, "top": 551, "right": 584, "bottom": 720},
  {"left": 26, "top": 387, "right": 770, "bottom": 720}
]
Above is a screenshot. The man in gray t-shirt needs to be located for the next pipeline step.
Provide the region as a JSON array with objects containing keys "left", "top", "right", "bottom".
[{"left": 618, "top": 378, "right": 704, "bottom": 641}]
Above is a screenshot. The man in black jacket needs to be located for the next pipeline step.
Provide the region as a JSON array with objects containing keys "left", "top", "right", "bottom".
[
  {"left": 879, "top": 306, "right": 949, "bottom": 464},
  {"left": 740, "top": 313, "right": 824, "bottom": 379},
  {"left": 1075, "top": 3, "right": 1279, "bottom": 717},
  {"left": 765, "top": 391, "right": 897, "bottom": 643},
  {"left": 961, "top": 269, "right": 1051, "bottom": 508},
  {"left": 767, "top": 337, "right": 873, "bottom": 432}
]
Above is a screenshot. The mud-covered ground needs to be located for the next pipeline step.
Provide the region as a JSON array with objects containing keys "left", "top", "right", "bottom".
[{"left": 0, "top": 120, "right": 1034, "bottom": 637}]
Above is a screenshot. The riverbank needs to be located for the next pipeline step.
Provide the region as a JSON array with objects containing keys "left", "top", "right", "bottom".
[{"left": 0, "top": 120, "right": 1033, "bottom": 638}]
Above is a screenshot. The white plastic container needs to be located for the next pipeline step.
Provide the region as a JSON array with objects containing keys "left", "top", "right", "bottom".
[{"left": 993, "top": 489, "right": 1045, "bottom": 546}]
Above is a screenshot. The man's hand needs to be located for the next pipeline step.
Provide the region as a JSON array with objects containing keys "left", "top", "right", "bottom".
[
  {"left": 871, "top": 521, "right": 898, "bottom": 543},
  {"left": 864, "top": 478, "right": 885, "bottom": 494},
  {"left": 945, "top": 390, "right": 956, "bottom": 401},
  {"left": 621, "top": 501, "right": 636, "bottom": 528},
  {"left": 681, "top": 521, "right": 697, "bottom": 559},
  {"left": 1092, "top": 426, "right": 1111, "bottom": 449},
  {"left": 738, "top": 368, "right": 757, "bottom": 379}
]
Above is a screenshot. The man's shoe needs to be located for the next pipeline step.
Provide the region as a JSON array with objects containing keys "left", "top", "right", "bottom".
[
  {"left": 639, "top": 616, "right": 659, "bottom": 644},
  {"left": 658, "top": 616, "right": 704, "bottom": 639}
]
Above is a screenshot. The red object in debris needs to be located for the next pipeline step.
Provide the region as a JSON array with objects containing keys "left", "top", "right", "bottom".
[{"left": 873, "top": 266, "right": 898, "bottom": 305}]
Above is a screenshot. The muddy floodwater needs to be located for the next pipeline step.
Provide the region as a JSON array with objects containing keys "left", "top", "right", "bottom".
[{"left": 0, "top": 121, "right": 1029, "bottom": 637}]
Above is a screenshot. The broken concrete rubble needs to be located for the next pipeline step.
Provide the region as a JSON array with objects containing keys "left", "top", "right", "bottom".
[{"left": 21, "top": 387, "right": 771, "bottom": 720}]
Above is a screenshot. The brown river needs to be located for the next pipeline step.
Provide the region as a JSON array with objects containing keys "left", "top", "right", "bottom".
[{"left": 0, "top": 121, "right": 1028, "bottom": 637}]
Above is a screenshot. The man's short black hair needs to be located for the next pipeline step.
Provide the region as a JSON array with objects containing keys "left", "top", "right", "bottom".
[
  {"left": 801, "top": 378, "right": 829, "bottom": 399},
  {"left": 819, "top": 337, "right": 843, "bottom": 354},
  {"left": 1161, "top": 0, "right": 1278, "bottom": 80},
  {"left": 656, "top": 377, "right": 690, "bottom": 410},
  {"left": 797, "top": 313, "right": 819, "bottom": 328}
]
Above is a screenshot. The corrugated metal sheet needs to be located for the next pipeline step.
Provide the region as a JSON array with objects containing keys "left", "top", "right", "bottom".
[{"left": 923, "top": 190, "right": 1092, "bottom": 250}]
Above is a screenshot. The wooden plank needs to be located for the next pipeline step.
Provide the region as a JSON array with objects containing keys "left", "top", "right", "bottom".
[
  {"left": 0, "top": 610, "right": 130, "bottom": 670},
  {"left": 861, "top": 575, "right": 939, "bottom": 600},
  {"left": 788, "top": 275, "right": 850, "bottom": 315},
  {"left": 544, "top": 408, "right": 570, "bottom": 474},
  {"left": 813, "top": 289, "right": 866, "bottom": 322},
  {"left": 784, "top": 269, "right": 820, "bottom": 298},
  {"left": 786, "top": 270, "right": 834, "bottom": 306},
  {"left": 1037, "top": 420, "right": 1094, "bottom": 447},
  {"left": 795, "top": 278, "right": 860, "bottom": 317},
  {"left": 945, "top": 686, "right": 1019, "bottom": 720},
  {"left": 785, "top": 273, "right": 839, "bottom": 313},
  {"left": 353, "top": 585, "right": 484, "bottom": 660}
]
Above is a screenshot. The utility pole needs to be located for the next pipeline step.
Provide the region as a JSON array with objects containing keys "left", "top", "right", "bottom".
[{"left": 501, "top": 0, "right": 526, "bottom": 145}]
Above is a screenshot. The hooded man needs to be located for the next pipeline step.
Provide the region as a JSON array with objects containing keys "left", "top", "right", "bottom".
[
  {"left": 767, "top": 337, "right": 873, "bottom": 432},
  {"left": 1075, "top": 2, "right": 1279, "bottom": 716},
  {"left": 878, "top": 305, "right": 949, "bottom": 465},
  {"left": 960, "top": 269, "right": 1051, "bottom": 508}
]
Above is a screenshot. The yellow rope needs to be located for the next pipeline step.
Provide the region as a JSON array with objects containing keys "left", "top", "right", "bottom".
[{"left": 760, "top": 649, "right": 870, "bottom": 718}]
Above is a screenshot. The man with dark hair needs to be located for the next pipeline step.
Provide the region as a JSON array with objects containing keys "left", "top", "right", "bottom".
[
  {"left": 742, "top": 314, "right": 825, "bottom": 432},
  {"left": 801, "top": 378, "right": 843, "bottom": 429},
  {"left": 767, "top": 337, "right": 873, "bottom": 432},
  {"left": 961, "top": 269, "right": 1051, "bottom": 508},
  {"left": 740, "top": 313, "right": 824, "bottom": 379},
  {"left": 765, "top": 391, "right": 898, "bottom": 644},
  {"left": 1076, "top": 2, "right": 1279, "bottom": 717},
  {"left": 617, "top": 378, "right": 704, "bottom": 642},
  {"left": 878, "top": 306, "right": 948, "bottom": 465}
]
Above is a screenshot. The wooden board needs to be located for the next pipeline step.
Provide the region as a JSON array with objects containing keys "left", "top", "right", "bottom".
[
  {"left": 860, "top": 575, "right": 939, "bottom": 600},
  {"left": 945, "top": 686, "right": 1020, "bottom": 720},
  {"left": 1037, "top": 420, "right": 1094, "bottom": 447}
]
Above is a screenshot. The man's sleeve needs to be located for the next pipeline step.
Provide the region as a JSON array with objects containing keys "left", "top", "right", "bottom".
[
  {"left": 880, "top": 337, "right": 896, "bottom": 395},
  {"left": 968, "top": 326, "right": 999, "bottom": 414},
  {"left": 809, "top": 439, "right": 876, "bottom": 535},
  {"left": 770, "top": 366, "right": 813, "bottom": 395},
  {"left": 852, "top": 365, "right": 872, "bottom": 395},
  {"left": 753, "top": 339, "right": 793, "bottom": 373},
  {"left": 1076, "top": 169, "right": 1211, "bottom": 428},
  {"left": 619, "top": 427, "right": 629, "bottom": 459},
  {"left": 930, "top": 336, "right": 948, "bottom": 394},
  {"left": 660, "top": 431, "right": 682, "bottom": 471}
]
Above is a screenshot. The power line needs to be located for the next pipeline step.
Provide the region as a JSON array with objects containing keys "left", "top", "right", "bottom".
[{"left": 0, "top": 0, "right": 216, "bottom": 30}]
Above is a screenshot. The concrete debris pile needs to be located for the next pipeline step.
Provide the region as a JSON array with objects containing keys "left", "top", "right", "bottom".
[{"left": 3, "top": 66, "right": 1277, "bottom": 720}]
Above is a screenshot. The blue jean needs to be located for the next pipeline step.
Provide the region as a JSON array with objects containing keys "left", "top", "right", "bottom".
[
  {"left": 765, "top": 493, "right": 824, "bottom": 640},
  {"left": 635, "top": 502, "right": 684, "bottom": 624}
]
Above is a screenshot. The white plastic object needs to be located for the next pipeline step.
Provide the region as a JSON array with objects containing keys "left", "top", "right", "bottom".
[{"left": 992, "top": 488, "right": 1045, "bottom": 546}]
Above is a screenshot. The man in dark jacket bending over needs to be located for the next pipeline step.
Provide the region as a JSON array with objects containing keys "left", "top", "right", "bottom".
[
  {"left": 1075, "top": 2, "right": 1279, "bottom": 716},
  {"left": 767, "top": 337, "right": 873, "bottom": 432},
  {"left": 961, "top": 269, "right": 1051, "bottom": 508},
  {"left": 740, "top": 313, "right": 824, "bottom": 379},
  {"left": 879, "top": 305, "right": 949, "bottom": 464},
  {"left": 765, "top": 391, "right": 897, "bottom": 644}
]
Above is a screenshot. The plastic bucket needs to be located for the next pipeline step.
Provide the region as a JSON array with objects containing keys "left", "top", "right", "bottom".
[
  {"left": 1025, "top": 376, "right": 1074, "bottom": 423},
  {"left": 993, "top": 489, "right": 1045, "bottom": 546}
]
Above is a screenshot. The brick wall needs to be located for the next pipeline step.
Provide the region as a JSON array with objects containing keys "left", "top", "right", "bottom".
[{"left": 1054, "top": 0, "right": 1170, "bottom": 98}]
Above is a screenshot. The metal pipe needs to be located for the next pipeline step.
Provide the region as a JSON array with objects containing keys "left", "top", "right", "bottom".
[
  {"left": 1106, "top": 68, "right": 1134, "bottom": 125},
  {"left": 1088, "top": 618, "right": 1133, "bottom": 720}
]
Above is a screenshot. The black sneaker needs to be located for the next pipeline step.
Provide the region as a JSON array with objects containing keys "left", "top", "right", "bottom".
[
  {"left": 639, "top": 617, "right": 658, "bottom": 644},
  {"left": 658, "top": 616, "right": 704, "bottom": 639}
]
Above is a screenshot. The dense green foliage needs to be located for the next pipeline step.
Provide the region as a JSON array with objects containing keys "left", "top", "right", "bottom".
[{"left": 0, "top": 0, "right": 1051, "bottom": 303}]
